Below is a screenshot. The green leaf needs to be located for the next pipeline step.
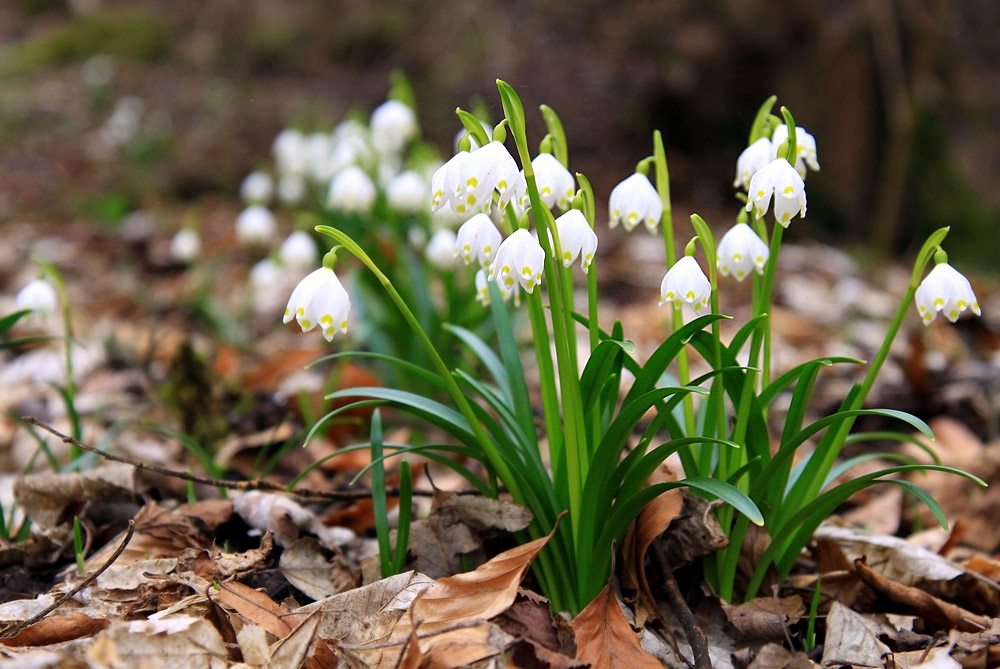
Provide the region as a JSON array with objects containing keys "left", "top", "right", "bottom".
[
  {"left": 539, "top": 104, "right": 568, "bottom": 166},
  {"left": 307, "top": 351, "right": 446, "bottom": 390},
  {"left": 456, "top": 108, "right": 490, "bottom": 148},
  {"left": 326, "top": 387, "right": 476, "bottom": 447},
  {"left": 749, "top": 95, "right": 778, "bottom": 144},
  {"left": 444, "top": 323, "right": 510, "bottom": 400},
  {"left": 369, "top": 411, "right": 392, "bottom": 576},
  {"left": 759, "top": 357, "right": 864, "bottom": 407},
  {"left": 0, "top": 309, "right": 31, "bottom": 335},
  {"left": 392, "top": 460, "right": 413, "bottom": 574}
]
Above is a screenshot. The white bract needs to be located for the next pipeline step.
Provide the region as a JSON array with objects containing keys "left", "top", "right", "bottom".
[
  {"left": 475, "top": 268, "right": 513, "bottom": 305},
  {"left": 426, "top": 228, "right": 458, "bottom": 269},
  {"left": 554, "top": 209, "right": 598, "bottom": 270},
  {"left": 169, "top": 228, "right": 201, "bottom": 264},
  {"left": 914, "top": 263, "right": 981, "bottom": 325},
  {"left": 279, "top": 231, "right": 317, "bottom": 270},
  {"left": 283, "top": 267, "right": 351, "bottom": 342},
  {"left": 15, "top": 279, "right": 58, "bottom": 318},
  {"left": 659, "top": 256, "right": 711, "bottom": 315},
  {"left": 746, "top": 159, "right": 806, "bottom": 227},
  {"left": 273, "top": 128, "right": 307, "bottom": 176},
  {"left": 531, "top": 153, "right": 575, "bottom": 210},
  {"left": 489, "top": 229, "right": 545, "bottom": 294},
  {"left": 734, "top": 138, "right": 773, "bottom": 191},
  {"left": 370, "top": 100, "right": 418, "bottom": 155},
  {"left": 716, "top": 223, "right": 768, "bottom": 281},
  {"left": 771, "top": 124, "right": 820, "bottom": 177},
  {"left": 235, "top": 205, "right": 277, "bottom": 246},
  {"left": 387, "top": 171, "right": 428, "bottom": 214},
  {"left": 454, "top": 213, "right": 502, "bottom": 267},
  {"left": 327, "top": 166, "right": 376, "bottom": 214},
  {"left": 240, "top": 171, "right": 274, "bottom": 204},
  {"left": 608, "top": 173, "right": 661, "bottom": 233}
]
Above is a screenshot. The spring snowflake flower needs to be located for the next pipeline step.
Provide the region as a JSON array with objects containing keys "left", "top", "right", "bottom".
[
  {"left": 475, "top": 268, "right": 513, "bottom": 305},
  {"left": 327, "top": 166, "right": 376, "bottom": 214},
  {"left": 659, "top": 256, "right": 711, "bottom": 314},
  {"left": 387, "top": 171, "right": 428, "bottom": 214},
  {"left": 370, "top": 100, "right": 418, "bottom": 155},
  {"left": 554, "top": 209, "right": 598, "bottom": 270},
  {"left": 733, "top": 138, "right": 773, "bottom": 191},
  {"left": 283, "top": 267, "right": 351, "bottom": 342},
  {"left": 456, "top": 141, "right": 520, "bottom": 214},
  {"left": 608, "top": 173, "right": 661, "bottom": 233},
  {"left": 273, "top": 128, "right": 307, "bottom": 176},
  {"left": 770, "top": 124, "right": 820, "bottom": 177},
  {"left": 240, "top": 171, "right": 274, "bottom": 204},
  {"left": 531, "top": 153, "right": 575, "bottom": 210},
  {"left": 426, "top": 228, "right": 458, "bottom": 269},
  {"left": 454, "top": 213, "right": 502, "bottom": 267},
  {"left": 489, "top": 229, "right": 545, "bottom": 294},
  {"left": 279, "top": 231, "right": 317, "bottom": 270},
  {"left": 305, "top": 132, "right": 334, "bottom": 182},
  {"left": 277, "top": 172, "right": 307, "bottom": 206},
  {"left": 430, "top": 152, "right": 469, "bottom": 212},
  {"left": 914, "top": 262, "right": 981, "bottom": 325},
  {"left": 15, "top": 278, "right": 58, "bottom": 318},
  {"left": 236, "top": 205, "right": 277, "bottom": 245},
  {"left": 746, "top": 159, "right": 806, "bottom": 227},
  {"left": 169, "top": 228, "right": 201, "bottom": 264},
  {"left": 716, "top": 223, "right": 768, "bottom": 281}
]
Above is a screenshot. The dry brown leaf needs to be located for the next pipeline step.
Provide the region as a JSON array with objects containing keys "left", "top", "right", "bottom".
[
  {"left": 279, "top": 537, "right": 353, "bottom": 601},
  {"left": 660, "top": 491, "right": 729, "bottom": 568},
  {"left": 268, "top": 610, "right": 323, "bottom": 669},
  {"left": 722, "top": 596, "right": 805, "bottom": 642},
  {"left": 821, "top": 601, "right": 892, "bottom": 668},
  {"left": 495, "top": 593, "right": 562, "bottom": 653},
  {"left": 746, "top": 642, "right": 817, "bottom": 669},
  {"left": 571, "top": 581, "right": 661, "bottom": 669},
  {"left": 0, "top": 612, "right": 109, "bottom": 647},
  {"left": 963, "top": 555, "right": 1000, "bottom": 583},
  {"left": 91, "top": 616, "right": 229, "bottom": 669},
  {"left": 420, "top": 622, "right": 513, "bottom": 668},
  {"left": 215, "top": 581, "right": 296, "bottom": 639},
  {"left": 435, "top": 493, "right": 534, "bottom": 532},
  {"left": 14, "top": 463, "right": 138, "bottom": 528}
]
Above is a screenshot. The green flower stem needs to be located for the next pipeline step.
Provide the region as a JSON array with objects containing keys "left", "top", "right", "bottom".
[
  {"left": 760, "top": 224, "right": 784, "bottom": 391},
  {"left": 526, "top": 287, "right": 567, "bottom": 503},
  {"left": 316, "top": 226, "right": 525, "bottom": 505}
]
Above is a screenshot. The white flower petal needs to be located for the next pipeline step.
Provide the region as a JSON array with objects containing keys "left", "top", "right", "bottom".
[
  {"left": 454, "top": 213, "right": 502, "bottom": 267},
  {"left": 716, "top": 223, "right": 768, "bottom": 281},
  {"left": 659, "top": 256, "right": 711, "bottom": 315},
  {"left": 554, "top": 209, "right": 598, "bottom": 270},
  {"left": 609, "top": 173, "right": 660, "bottom": 233},
  {"left": 283, "top": 268, "right": 351, "bottom": 340},
  {"left": 915, "top": 263, "right": 981, "bottom": 326}
]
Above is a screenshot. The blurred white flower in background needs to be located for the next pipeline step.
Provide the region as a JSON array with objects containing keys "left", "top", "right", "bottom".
[
  {"left": 387, "top": 171, "right": 428, "bottom": 214},
  {"left": 426, "top": 228, "right": 458, "bottom": 270},
  {"left": 169, "top": 228, "right": 201, "bottom": 264},
  {"left": 279, "top": 231, "right": 317, "bottom": 271},
  {"left": 240, "top": 171, "right": 274, "bottom": 205},
  {"left": 327, "top": 166, "right": 376, "bottom": 214},
  {"left": 15, "top": 279, "right": 58, "bottom": 319},
  {"left": 370, "top": 100, "right": 418, "bottom": 155},
  {"left": 235, "top": 205, "right": 277, "bottom": 246}
]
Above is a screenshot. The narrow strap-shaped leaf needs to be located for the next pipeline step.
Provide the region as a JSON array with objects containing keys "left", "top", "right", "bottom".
[
  {"left": 580, "top": 338, "right": 632, "bottom": 412},
  {"left": 488, "top": 281, "right": 538, "bottom": 451},
  {"left": 760, "top": 357, "right": 864, "bottom": 407},
  {"left": 444, "top": 323, "right": 511, "bottom": 400},
  {"left": 0, "top": 309, "right": 31, "bottom": 334},
  {"left": 307, "top": 351, "right": 446, "bottom": 390},
  {"left": 456, "top": 108, "right": 491, "bottom": 147},
  {"left": 326, "top": 387, "right": 477, "bottom": 447},
  {"left": 844, "top": 431, "right": 941, "bottom": 464},
  {"left": 454, "top": 369, "right": 534, "bottom": 456},
  {"left": 391, "top": 460, "right": 413, "bottom": 574}
]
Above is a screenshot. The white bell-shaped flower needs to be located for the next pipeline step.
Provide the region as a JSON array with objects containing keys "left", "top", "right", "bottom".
[
  {"left": 608, "top": 173, "right": 661, "bottom": 233},
  {"left": 387, "top": 170, "right": 428, "bottom": 214},
  {"left": 273, "top": 128, "right": 307, "bottom": 176},
  {"left": 659, "top": 256, "right": 711, "bottom": 314},
  {"left": 531, "top": 153, "right": 575, "bottom": 210},
  {"left": 283, "top": 267, "right": 351, "bottom": 342},
  {"left": 475, "top": 268, "right": 513, "bottom": 305},
  {"left": 277, "top": 172, "right": 307, "bottom": 206},
  {"left": 733, "top": 138, "right": 773, "bottom": 191},
  {"left": 554, "top": 209, "right": 598, "bottom": 270},
  {"left": 240, "top": 170, "right": 274, "bottom": 204},
  {"left": 15, "top": 278, "right": 58, "bottom": 318},
  {"left": 430, "top": 152, "right": 469, "bottom": 212},
  {"left": 169, "top": 228, "right": 201, "bottom": 264},
  {"left": 327, "top": 166, "right": 376, "bottom": 214},
  {"left": 305, "top": 132, "right": 334, "bottom": 182},
  {"left": 915, "top": 262, "right": 981, "bottom": 325},
  {"left": 489, "top": 229, "right": 545, "bottom": 294},
  {"left": 454, "top": 213, "right": 502, "bottom": 267},
  {"left": 279, "top": 231, "right": 317, "bottom": 270},
  {"left": 770, "top": 124, "right": 820, "bottom": 177},
  {"left": 426, "top": 228, "right": 458, "bottom": 269},
  {"left": 370, "top": 100, "right": 418, "bottom": 155},
  {"left": 716, "top": 223, "right": 768, "bottom": 281},
  {"left": 250, "top": 258, "right": 287, "bottom": 313},
  {"left": 746, "top": 159, "right": 806, "bottom": 227},
  {"left": 457, "top": 141, "right": 520, "bottom": 214},
  {"left": 236, "top": 205, "right": 277, "bottom": 246}
]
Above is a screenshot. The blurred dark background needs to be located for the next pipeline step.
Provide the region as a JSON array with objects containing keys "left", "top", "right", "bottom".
[{"left": 1, "top": 0, "right": 997, "bottom": 268}]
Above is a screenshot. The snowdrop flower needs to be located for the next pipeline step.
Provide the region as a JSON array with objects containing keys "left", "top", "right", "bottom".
[
  {"left": 169, "top": 228, "right": 201, "bottom": 264},
  {"left": 426, "top": 229, "right": 458, "bottom": 269},
  {"left": 531, "top": 153, "right": 575, "bottom": 210},
  {"left": 489, "top": 229, "right": 545, "bottom": 294},
  {"left": 608, "top": 173, "right": 661, "bottom": 233},
  {"left": 279, "top": 231, "right": 317, "bottom": 270},
  {"left": 327, "top": 166, "right": 376, "bottom": 214},
  {"left": 277, "top": 172, "right": 307, "bottom": 206},
  {"left": 236, "top": 205, "right": 277, "bottom": 246},
  {"left": 273, "top": 128, "right": 307, "bottom": 176},
  {"left": 746, "top": 159, "right": 806, "bottom": 227},
  {"left": 475, "top": 268, "right": 513, "bottom": 305},
  {"left": 716, "top": 223, "right": 768, "bottom": 281},
  {"left": 283, "top": 267, "right": 351, "bottom": 341},
  {"left": 733, "top": 138, "right": 773, "bottom": 191},
  {"left": 15, "top": 279, "right": 58, "bottom": 318},
  {"left": 240, "top": 171, "right": 273, "bottom": 204},
  {"left": 370, "top": 100, "right": 418, "bottom": 155},
  {"left": 454, "top": 214, "right": 502, "bottom": 267},
  {"left": 457, "top": 142, "right": 520, "bottom": 214},
  {"left": 554, "top": 209, "right": 598, "bottom": 270},
  {"left": 387, "top": 170, "right": 427, "bottom": 214},
  {"left": 915, "top": 262, "right": 981, "bottom": 325},
  {"left": 430, "top": 152, "right": 468, "bottom": 212},
  {"left": 770, "top": 124, "right": 820, "bottom": 177},
  {"left": 659, "top": 256, "right": 711, "bottom": 314}
]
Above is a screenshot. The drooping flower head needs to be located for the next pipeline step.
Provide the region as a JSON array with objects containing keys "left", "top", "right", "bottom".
[
  {"left": 608, "top": 173, "right": 661, "bottom": 233},
  {"left": 370, "top": 100, "right": 418, "bottom": 155},
  {"left": 273, "top": 128, "right": 307, "bottom": 176},
  {"left": 283, "top": 267, "right": 351, "bottom": 342},
  {"left": 716, "top": 223, "right": 769, "bottom": 281},
  {"left": 426, "top": 228, "right": 458, "bottom": 270},
  {"left": 475, "top": 268, "right": 514, "bottom": 306},
  {"left": 659, "top": 256, "right": 711, "bottom": 315},
  {"left": 454, "top": 213, "right": 502, "bottom": 267},
  {"left": 327, "top": 166, "right": 376, "bottom": 214},
  {"left": 770, "top": 124, "right": 820, "bottom": 177},
  {"left": 458, "top": 141, "right": 520, "bottom": 213},
  {"left": 746, "top": 159, "right": 806, "bottom": 227},
  {"left": 531, "top": 153, "right": 575, "bottom": 210},
  {"left": 489, "top": 229, "right": 545, "bottom": 294},
  {"left": 387, "top": 170, "right": 428, "bottom": 214},
  {"left": 15, "top": 278, "right": 58, "bottom": 318},
  {"left": 734, "top": 138, "right": 773, "bottom": 191},
  {"left": 430, "top": 152, "right": 469, "bottom": 213},
  {"left": 915, "top": 262, "right": 981, "bottom": 326},
  {"left": 279, "top": 231, "right": 317, "bottom": 270},
  {"left": 240, "top": 170, "right": 274, "bottom": 205},
  {"left": 554, "top": 209, "right": 598, "bottom": 270},
  {"left": 236, "top": 205, "right": 277, "bottom": 246}
]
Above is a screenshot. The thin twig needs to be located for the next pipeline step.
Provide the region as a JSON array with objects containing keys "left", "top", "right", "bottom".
[
  {"left": 23, "top": 416, "right": 482, "bottom": 500},
  {"left": 0, "top": 520, "right": 135, "bottom": 638},
  {"left": 652, "top": 546, "right": 712, "bottom": 669}
]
